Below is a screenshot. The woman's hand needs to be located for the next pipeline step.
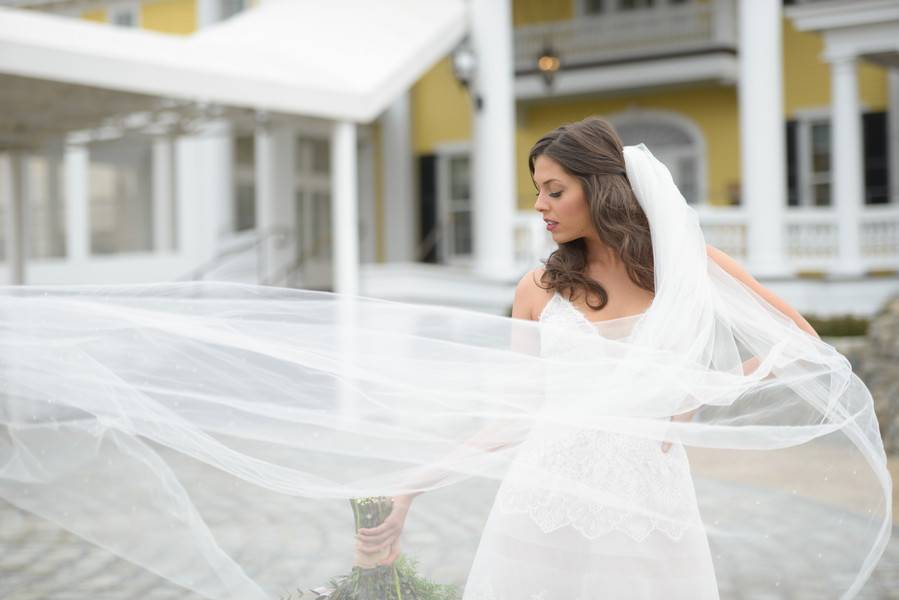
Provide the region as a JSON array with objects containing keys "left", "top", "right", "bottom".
[
  {"left": 355, "top": 495, "right": 415, "bottom": 566},
  {"left": 661, "top": 410, "right": 698, "bottom": 453}
]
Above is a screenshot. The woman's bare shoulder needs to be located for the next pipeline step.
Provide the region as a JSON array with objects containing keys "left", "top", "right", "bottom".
[{"left": 512, "top": 268, "right": 553, "bottom": 321}]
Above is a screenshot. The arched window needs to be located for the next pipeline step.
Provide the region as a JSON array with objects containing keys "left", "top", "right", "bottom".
[{"left": 610, "top": 112, "right": 705, "bottom": 205}]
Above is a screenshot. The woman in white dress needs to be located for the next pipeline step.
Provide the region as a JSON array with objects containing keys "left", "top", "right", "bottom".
[
  {"left": 1, "top": 117, "right": 890, "bottom": 599},
  {"left": 355, "top": 117, "right": 872, "bottom": 599}
]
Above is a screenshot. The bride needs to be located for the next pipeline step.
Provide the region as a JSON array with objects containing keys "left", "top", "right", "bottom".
[
  {"left": 353, "top": 117, "right": 887, "bottom": 599},
  {"left": 0, "top": 117, "right": 891, "bottom": 599}
]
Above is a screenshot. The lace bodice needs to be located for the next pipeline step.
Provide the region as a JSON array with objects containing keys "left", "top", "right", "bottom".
[{"left": 494, "top": 291, "right": 699, "bottom": 543}]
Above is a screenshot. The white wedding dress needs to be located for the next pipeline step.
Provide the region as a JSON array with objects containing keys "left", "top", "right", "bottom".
[{"left": 462, "top": 291, "right": 720, "bottom": 599}]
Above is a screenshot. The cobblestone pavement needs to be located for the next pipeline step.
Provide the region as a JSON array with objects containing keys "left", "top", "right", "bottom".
[{"left": 2, "top": 461, "right": 897, "bottom": 599}]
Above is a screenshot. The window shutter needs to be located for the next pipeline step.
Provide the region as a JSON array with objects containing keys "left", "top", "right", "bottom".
[
  {"left": 863, "top": 111, "right": 888, "bottom": 205},
  {"left": 418, "top": 154, "right": 438, "bottom": 263},
  {"left": 786, "top": 120, "right": 798, "bottom": 207}
]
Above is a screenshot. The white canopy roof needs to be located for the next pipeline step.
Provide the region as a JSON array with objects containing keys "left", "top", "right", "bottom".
[{"left": 0, "top": 0, "right": 467, "bottom": 148}]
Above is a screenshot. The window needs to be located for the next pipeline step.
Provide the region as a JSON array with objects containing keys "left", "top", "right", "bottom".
[
  {"left": 808, "top": 121, "right": 831, "bottom": 207},
  {"left": 435, "top": 149, "right": 473, "bottom": 264},
  {"left": 234, "top": 134, "right": 256, "bottom": 231},
  {"left": 28, "top": 151, "right": 66, "bottom": 259},
  {"left": 448, "top": 155, "right": 472, "bottom": 257},
  {"left": 785, "top": 111, "right": 888, "bottom": 208},
  {"left": 294, "top": 136, "right": 332, "bottom": 262},
  {"left": 89, "top": 137, "right": 154, "bottom": 255},
  {"left": 613, "top": 115, "right": 704, "bottom": 204}
]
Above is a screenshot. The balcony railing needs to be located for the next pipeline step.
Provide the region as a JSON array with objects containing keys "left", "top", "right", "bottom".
[
  {"left": 513, "top": 0, "right": 737, "bottom": 75},
  {"left": 516, "top": 204, "right": 899, "bottom": 276}
]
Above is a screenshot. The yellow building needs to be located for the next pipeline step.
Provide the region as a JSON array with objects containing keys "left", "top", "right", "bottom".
[{"left": 1, "top": 0, "right": 897, "bottom": 317}]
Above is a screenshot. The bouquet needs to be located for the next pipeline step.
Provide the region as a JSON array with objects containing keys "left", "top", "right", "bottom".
[{"left": 282, "top": 497, "right": 460, "bottom": 600}]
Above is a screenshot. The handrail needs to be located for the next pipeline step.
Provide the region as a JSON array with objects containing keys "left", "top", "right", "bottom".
[{"left": 179, "top": 225, "right": 292, "bottom": 282}]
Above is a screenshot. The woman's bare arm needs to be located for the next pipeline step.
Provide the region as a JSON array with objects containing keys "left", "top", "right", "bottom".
[{"left": 706, "top": 244, "right": 821, "bottom": 340}]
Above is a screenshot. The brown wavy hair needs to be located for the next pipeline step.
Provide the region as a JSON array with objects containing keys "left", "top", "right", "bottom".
[{"left": 529, "top": 116, "right": 654, "bottom": 311}]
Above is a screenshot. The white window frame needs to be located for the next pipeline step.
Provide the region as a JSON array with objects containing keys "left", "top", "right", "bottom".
[
  {"left": 232, "top": 131, "right": 256, "bottom": 232},
  {"left": 792, "top": 107, "right": 833, "bottom": 209},
  {"left": 434, "top": 141, "right": 473, "bottom": 267}
]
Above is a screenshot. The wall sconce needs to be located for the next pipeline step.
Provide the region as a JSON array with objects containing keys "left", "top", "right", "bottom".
[
  {"left": 452, "top": 36, "right": 483, "bottom": 111},
  {"left": 537, "top": 42, "right": 561, "bottom": 89}
]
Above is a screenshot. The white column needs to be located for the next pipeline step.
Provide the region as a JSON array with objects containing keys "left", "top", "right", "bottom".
[
  {"left": 738, "top": 0, "right": 788, "bottom": 277},
  {"left": 829, "top": 55, "right": 864, "bottom": 276},
  {"left": 174, "top": 122, "right": 228, "bottom": 267},
  {"left": 1, "top": 152, "right": 26, "bottom": 284},
  {"left": 889, "top": 68, "right": 899, "bottom": 203},
  {"left": 331, "top": 120, "right": 359, "bottom": 295},
  {"left": 255, "top": 121, "right": 295, "bottom": 285},
  {"left": 380, "top": 92, "right": 416, "bottom": 263},
  {"left": 152, "top": 137, "right": 175, "bottom": 253},
  {"left": 470, "top": 0, "right": 517, "bottom": 280},
  {"left": 196, "top": 0, "right": 220, "bottom": 26},
  {"left": 255, "top": 123, "right": 296, "bottom": 285},
  {"left": 64, "top": 142, "right": 89, "bottom": 262}
]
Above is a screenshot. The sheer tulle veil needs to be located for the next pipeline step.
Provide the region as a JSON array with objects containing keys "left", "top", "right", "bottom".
[{"left": 0, "top": 144, "right": 891, "bottom": 598}]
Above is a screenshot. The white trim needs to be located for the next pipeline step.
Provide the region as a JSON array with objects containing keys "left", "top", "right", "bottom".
[
  {"left": 786, "top": 0, "right": 899, "bottom": 33},
  {"left": 607, "top": 108, "right": 708, "bottom": 205}
]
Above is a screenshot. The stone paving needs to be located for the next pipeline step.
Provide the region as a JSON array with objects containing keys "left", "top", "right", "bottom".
[{"left": 2, "top": 456, "right": 897, "bottom": 600}]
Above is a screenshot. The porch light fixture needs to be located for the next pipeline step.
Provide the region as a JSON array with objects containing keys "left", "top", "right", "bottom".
[
  {"left": 451, "top": 36, "right": 483, "bottom": 110},
  {"left": 452, "top": 36, "right": 476, "bottom": 91},
  {"left": 537, "top": 42, "right": 561, "bottom": 89}
]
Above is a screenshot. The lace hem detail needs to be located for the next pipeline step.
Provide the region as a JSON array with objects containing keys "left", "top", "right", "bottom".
[{"left": 496, "top": 425, "right": 698, "bottom": 543}]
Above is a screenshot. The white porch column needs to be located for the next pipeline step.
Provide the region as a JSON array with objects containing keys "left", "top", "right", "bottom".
[
  {"left": 64, "top": 141, "right": 89, "bottom": 263},
  {"left": 470, "top": 0, "right": 516, "bottom": 280},
  {"left": 889, "top": 68, "right": 899, "bottom": 203},
  {"left": 829, "top": 55, "right": 864, "bottom": 276},
  {"left": 255, "top": 120, "right": 295, "bottom": 285},
  {"left": 738, "top": 0, "right": 788, "bottom": 277},
  {"left": 152, "top": 137, "right": 175, "bottom": 253},
  {"left": 380, "top": 92, "right": 416, "bottom": 263},
  {"left": 1, "top": 152, "right": 26, "bottom": 284},
  {"left": 197, "top": 0, "right": 220, "bottom": 26},
  {"left": 331, "top": 120, "right": 359, "bottom": 295}
]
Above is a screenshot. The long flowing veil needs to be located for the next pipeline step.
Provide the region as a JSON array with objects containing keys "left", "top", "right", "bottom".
[{"left": 0, "top": 144, "right": 891, "bottom": 599}]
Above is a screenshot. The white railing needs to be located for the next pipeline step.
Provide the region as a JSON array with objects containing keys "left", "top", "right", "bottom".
[
  {"left": 693, "top": 206, "right": 748, "bottom": 260},
  {"left": 513, "top": 0, "right": 736, "bottom": 73},
  {"left": 516, "top": 204, "right": 899, "bottom": 275},
  {"left": 784, "top": 209, "right": 840, "bottom": 271},
  {"left": 860, "top": 206, "right": 899, "bottom": 271}
]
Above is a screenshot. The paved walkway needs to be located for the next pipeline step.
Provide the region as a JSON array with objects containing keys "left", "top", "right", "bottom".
[{"left": 1, "top": 454, "right": 897, "bottom": 599}]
